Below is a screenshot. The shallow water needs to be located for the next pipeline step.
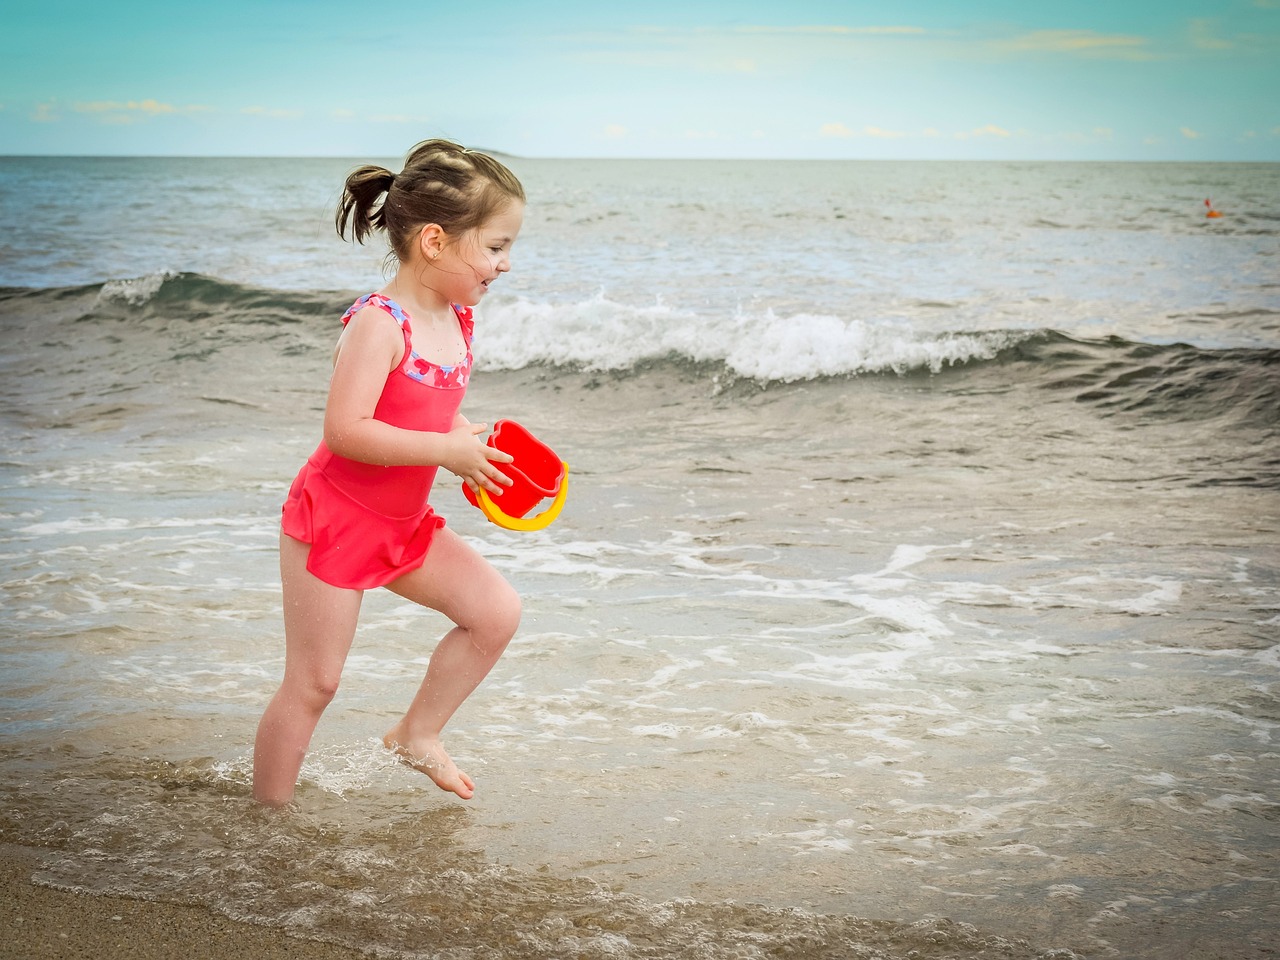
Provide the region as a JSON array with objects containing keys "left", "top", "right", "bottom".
[{"left": 1, "top": 158, "right": 1278, "bottom": 958}]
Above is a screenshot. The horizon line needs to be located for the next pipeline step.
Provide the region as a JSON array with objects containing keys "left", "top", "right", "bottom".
[{"left": 1, "top": 152, "right": 1275, "bottom": 164}]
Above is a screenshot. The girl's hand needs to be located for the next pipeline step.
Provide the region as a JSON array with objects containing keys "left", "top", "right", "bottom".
[{"left": 443, "top": 422, "right": 514, "bottom": 496}]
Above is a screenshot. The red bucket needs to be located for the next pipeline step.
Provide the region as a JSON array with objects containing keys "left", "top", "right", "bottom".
[{"left": 463, "top": 420, "right": 565, "bottom": 519}]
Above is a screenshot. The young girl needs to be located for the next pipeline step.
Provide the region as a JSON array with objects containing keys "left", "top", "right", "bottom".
[{"left": 252, "top": 140, "right": 526, "bottom": 807}]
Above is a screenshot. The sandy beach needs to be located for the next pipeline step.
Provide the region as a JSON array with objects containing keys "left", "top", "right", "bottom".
[{"left": 1, "top": 846, "right": 367, "bottom": 960}]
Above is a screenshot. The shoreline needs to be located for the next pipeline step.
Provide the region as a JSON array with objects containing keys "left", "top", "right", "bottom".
[{"left": 0, "top": 845, "right": 369, "bottom": 960}]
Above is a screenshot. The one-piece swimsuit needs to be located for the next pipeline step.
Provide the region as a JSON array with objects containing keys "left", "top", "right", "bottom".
[{"left": 281, "top": 293, "right": 474, "bottom": 590}]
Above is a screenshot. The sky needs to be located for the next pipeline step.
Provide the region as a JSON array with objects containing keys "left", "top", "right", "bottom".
[{"left": 1, "top": 0, "right": 1277, "bottom": 160}]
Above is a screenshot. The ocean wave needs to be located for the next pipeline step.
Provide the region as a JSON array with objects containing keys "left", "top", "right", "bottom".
[
  {"left": 89, "top": 269, "right": 344, "bottom": 320},
  {"left": 478, "top": 297, "right": 1279, "bottom": 428},
  {"left": 4, "top": 274, "right": 1277, "bottom": 429},
  {"left": 97, "top": 271, "right": 180, "bottom": 306},
  {"left": 10, "top": 273, "right": 1030, "bottom": 379},
  {"left": 1009, "top": 331, "right": 1280, "bottom": 427},
  {"left": 479, "top": 293, "right": 1030, "bottom": 379}
]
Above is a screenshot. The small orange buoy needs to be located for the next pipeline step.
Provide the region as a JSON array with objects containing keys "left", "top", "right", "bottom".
[{"left": 1205, "top": 198, "right": 1224, "bottom": 218}]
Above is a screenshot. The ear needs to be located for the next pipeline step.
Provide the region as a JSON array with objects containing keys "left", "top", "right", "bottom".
[{"left": 417, "top": 223, "right": 448, "bottom": 261}]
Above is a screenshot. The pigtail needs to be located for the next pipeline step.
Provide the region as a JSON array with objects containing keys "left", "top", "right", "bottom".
[
  {"left": 336, "top": 141, "right": 524, "bottom": 263},
  {"left": 335, "top": 165, "right": 396, "bottom": 244}
]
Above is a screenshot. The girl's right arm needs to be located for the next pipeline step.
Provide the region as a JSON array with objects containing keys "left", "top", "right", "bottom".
[{"left": 321, "top": 307, "right": 512, "bottom": 495}]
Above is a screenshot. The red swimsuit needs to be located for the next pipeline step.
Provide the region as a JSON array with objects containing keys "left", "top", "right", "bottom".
[{"left": 281, "top": 294, "right": 474, "bottom": 590}]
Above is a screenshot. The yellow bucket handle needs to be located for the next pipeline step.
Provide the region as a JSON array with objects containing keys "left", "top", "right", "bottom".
[{"left": 476, "top": 463, "right": 570, "bottom": 532}]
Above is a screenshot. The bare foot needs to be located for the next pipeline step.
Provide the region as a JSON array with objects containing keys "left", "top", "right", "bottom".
[{"left": 382, "top": 728, "right": 476, "bottom": 800}]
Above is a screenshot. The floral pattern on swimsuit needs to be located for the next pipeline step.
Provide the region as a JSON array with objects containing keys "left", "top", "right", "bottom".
[{"left": 341, "top": 293, "right": 473, "bottom": 389}]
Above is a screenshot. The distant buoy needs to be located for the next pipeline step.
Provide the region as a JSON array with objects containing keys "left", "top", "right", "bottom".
[{"left": 1205, "top": 198, "right": 1224, "bottom": 218}]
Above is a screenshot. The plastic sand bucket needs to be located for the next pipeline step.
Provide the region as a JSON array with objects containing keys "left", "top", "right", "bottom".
[{"left": 463, "top": 420, "right": 568, "bottom": 531}]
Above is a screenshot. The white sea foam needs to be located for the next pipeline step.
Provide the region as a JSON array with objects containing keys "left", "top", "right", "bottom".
[
  {"left": 15, "top": 514, "right": 264, "bottom": 537},
  {"left": 478, "top": 295, "right": 1025, "bottom": 380},
  {"left": 96, "top": 271, "right": 177, "bottom": 307},
  {"left": 17, "top": 457, "right": 223, "bottom": 490}
]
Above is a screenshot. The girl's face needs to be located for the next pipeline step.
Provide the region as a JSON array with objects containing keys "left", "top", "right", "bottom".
[{"left": 435, "top": 200, "right": 525, "bottom": 306}]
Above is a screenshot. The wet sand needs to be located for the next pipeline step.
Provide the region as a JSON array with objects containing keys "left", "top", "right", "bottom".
[{"left": 0, "top": 846, "right": 368, "bottom": 960}]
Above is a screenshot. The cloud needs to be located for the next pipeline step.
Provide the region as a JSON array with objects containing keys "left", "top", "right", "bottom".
[
  {"left": 819, "top": 121, "right": 855, "bottom": 138},
  {"left": 997, "top": 29, "right": 1155, "bottom": 60},
  {"left": 575, "top": 22, "right": 931, "bottom": 75},
  {"left": 76, "top": 98, "right": 174, "bottom": 115},
  {"left": 1180, "top": 126, "right": 1201, "bottom": 139},
  {"left": 602, "top": 123, "right": 628, "bottom": 139},
  {"left": 31, "top": 101, "right": 59, "bottom": 123},
  {"left": 72, "top": 99, "right": 209, "bottom": 123},
  {"left": 864, "top": 125, "right": 905, "bottom": 139},
  {"left": 1186, "top": 17, "right": 1280, "bottom": 57},
  {"left": 956, "top": 124, "right": 1012, "bottom": 139},
  {"left": 1189, "top": 19, "right": 1233, "bottom": 50}
]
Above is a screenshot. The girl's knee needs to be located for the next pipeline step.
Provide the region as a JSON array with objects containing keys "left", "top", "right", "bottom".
[
  {"left": 285, "top": 671, "right": 343, "bottom": 713},
  {"left": 312, "top": 673, "right": 343, "bottom": 705},
  {"left": 474, "top": 584, "right": 521, "bottom": 652},
  {"left": 498, "top": 585, "right": 522, "bottom": 637}
]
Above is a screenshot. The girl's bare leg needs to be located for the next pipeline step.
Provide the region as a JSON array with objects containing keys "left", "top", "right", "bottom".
[
  {"left": 252, "top": 533, "right": 363, "bottom": 806},
  {"left": 381, "top": 526, "right": 521, "bottom": 800}
]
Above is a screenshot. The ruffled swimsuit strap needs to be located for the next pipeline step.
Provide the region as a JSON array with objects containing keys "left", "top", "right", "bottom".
[
  {"left": 342, "top": 293, "right": 413, "bottom": 358},
  {"left": 342, "top": 293, "right": 412, "bottom": 328},
  {"left": 343, "top": 294, "right": 475, "bottom": 390}
]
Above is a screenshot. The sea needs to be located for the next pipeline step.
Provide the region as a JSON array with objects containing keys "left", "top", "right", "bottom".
[{"left": 0, "top": 155, "right": 1277, "bottom": 959}]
